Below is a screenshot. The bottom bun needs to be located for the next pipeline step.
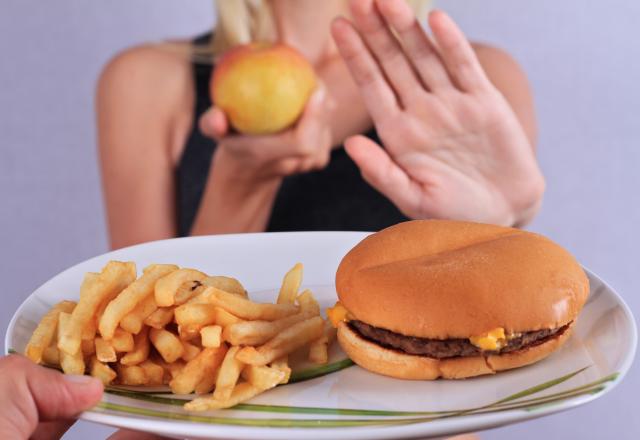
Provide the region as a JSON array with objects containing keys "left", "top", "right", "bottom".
[{"left": 337, "top": 322, "right": 574, "bottom": 380}]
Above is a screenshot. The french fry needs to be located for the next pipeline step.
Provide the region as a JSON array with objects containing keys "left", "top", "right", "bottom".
[
  {"left": 166, "top": 359, "right": 185, "bottom": 379},
  {"left": 236, "top": 316, "right": 324, "bottom": 366},
  {"left": 170, "top": 346, "right": 227, "bottom": 394},
  {"left": 201, "top": 276, "right": 247, "bottom": 298},
  {"left": 153, "top": 355, "right": 186, "bottom": 383},
  {"left": 174, "top": 280, "right": 206, "bottom": 305},
  {"left": 117, "top": 364, "right": 147, "bottom": 385},
  {"left": 241, "top": 365, "right": 286, "bottom": 390},
  {"left": 197, "top": 287, "right": 299, "bottom": 321},
  {"left": 270, "top": 356, "right": 291, "bottom": 384},
  {"left": 120, "top": 326, "right": 149, "bottom": 365},
  {"left": 174, "top": 303, "right": 217, "bottom": 327},
  {"left": 26, "top": 300, "right": 76, "bottom": 363},
  {"left": 194, "top": 373, "right": 217, "bottom": 395},
  {"left": 95, "top": 337, "right": 117, "bottom": 363},
  {"left": 223, "top": 312, "right": 312, "bottom": 346},
  {"left": 308, "top": 320, "right": 336, "bottom": 364},
  {"left": 214, "top": 307, "right": 241, "bottom": 327},
  {"left": 155, "top": 269, "right": 207, "bottom": 307},
  {"left": 200, "top": 325, "right": 222, "bottom": 348},
  {"left": 90, "top": 356, "right": 117, "bottom": 385},
  {"left": 213, "top": 346, "right": 245, "bottom": 401},
  {"left": 99, "top": 264, "right": 177, "bottom": 340},
  {"left": 57, "top": 312, "right": 85, "bottom": 374},
  {"left": 296, "top": 289, "right": 320, "bottom": 316},
  {"left": 59, "top": 261, "right": 136, "bottom": 355},
  {"left": 144, "top": 307, "right": 174, "bottom": 329},
  {"left": 140, "top": 360, "right": 165, "bottom": 385},
  {"left": 42, "top": 344, "right": 60, "bottom": 366},
  {"left": 277, "top": 263, "right": 303, "bottom": 304},
  {"left": 178, "top": 324, "right": 202, "bottom": 341},
  {"left": 181, "top": 340, "right": 201, "bottom": 362},
  {"left": 111, "top": 328, "right": 135, "bottom": 352},
  {"left": 82, "top": 315, "right": 97, "bottom": 341},
  {"left": 149, "top": 328, "right": 184, "bottom": 363},
  {"left": 120, "top": 326, "right": 150, "bottom": 365},
  {"left": 81, "top": 338, "right": 96, "bottom": 357},
  {"left": 120, "top": 294, "right": 157, "bottom": 334},
  {"left": 185, "top": 380, "right": 279, "bottom": 411}
]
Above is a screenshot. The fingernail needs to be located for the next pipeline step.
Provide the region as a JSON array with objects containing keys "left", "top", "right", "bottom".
[{"left": 63, "top": 374, "right": 98, "bottom": 385}]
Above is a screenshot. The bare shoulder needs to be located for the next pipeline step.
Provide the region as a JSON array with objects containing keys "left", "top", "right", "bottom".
[
  {"left": 96, "top": 42, "right": 196, "bottom": 162},
  {"left": 97, "top": 41, "right": 193, "bottom": 108},
  {"left": 471, "top": 43, "right": 530, "bottom": 90},
  {"left": 471, "top": 42, "right": 536, "bottom": 143}
]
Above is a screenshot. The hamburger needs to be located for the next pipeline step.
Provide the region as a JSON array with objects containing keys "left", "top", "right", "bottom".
[{"left": 328, "top": 220, "right": 589, "bottom": 380}]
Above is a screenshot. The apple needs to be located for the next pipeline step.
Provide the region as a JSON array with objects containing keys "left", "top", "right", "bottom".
[{"left": 211, "top": 43, "right": 317, "bottom": 135}]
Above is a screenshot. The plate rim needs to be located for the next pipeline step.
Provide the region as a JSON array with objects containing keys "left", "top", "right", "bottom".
[{"left": 4, "top": 231, "right": 637, "bottom": 439}]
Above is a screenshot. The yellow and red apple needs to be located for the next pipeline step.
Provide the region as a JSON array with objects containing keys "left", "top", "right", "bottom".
[{"left": 211, "top": 43, "right": 317, "bottom": 135}]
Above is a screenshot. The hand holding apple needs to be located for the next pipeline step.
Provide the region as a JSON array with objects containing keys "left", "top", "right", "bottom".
[
  {"left": 200, "top": 85, "right": 334, "bottom": 181},
  {"left": 193, "top": 85, "right": 334, "bottom": 234},
  {"left": 211, "top": 43, "right": 317, "bottom": 135}
]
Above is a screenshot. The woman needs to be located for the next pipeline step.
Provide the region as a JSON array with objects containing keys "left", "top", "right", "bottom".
[{"left": 98, "top": 0, "right": 543, "bottom": 250}]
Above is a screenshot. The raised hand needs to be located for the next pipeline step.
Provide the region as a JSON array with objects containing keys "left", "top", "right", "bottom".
[{"left": 332, "top": 0, "right": 544, "bottom": 226}]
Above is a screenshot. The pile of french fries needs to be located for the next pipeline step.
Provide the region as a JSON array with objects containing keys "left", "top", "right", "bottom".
[{"left": 24, "top": 261, "right": 335, "bottom": 410}]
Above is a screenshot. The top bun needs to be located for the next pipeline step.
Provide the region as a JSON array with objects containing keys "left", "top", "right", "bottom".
[{"left": 336, "top": 220, "right": 589, "bottom": 339}]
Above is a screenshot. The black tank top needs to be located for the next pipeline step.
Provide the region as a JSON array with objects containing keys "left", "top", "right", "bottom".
[{"left": 175, "top": 35, "right": 408, "bottom": 236}]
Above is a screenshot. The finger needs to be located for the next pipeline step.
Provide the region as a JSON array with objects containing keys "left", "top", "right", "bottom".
[
  {"left": 0, "top": 355, "right": 103, "bottom": 439},
  {"left": 348, "top": 0, "right": 422, "bottom": 104},
  {"left": 375, "top": 0, "right": 451, "bottom": 90},
  {"left": 108, "top": 428, "right": 173, "bottom": 439},
  {"left": 344, "top": 135, "right": 422, "bottom": 217},
  {"left": 428, "top": 10, "right": 491, "bottom": 92},
  {"left": 293, "top": 86, "right": 328, "bottom": 155},
  {"left": 331, "top": 17, "right": 399, "bottom": 120},
  {"left": 273, "top": 157, "right": 304, "bottom": 176},
  {"left": 199, "top": 107, "right": 229, "bottom": 140},
  {"left": 296, "top": 86, "right": 326, "bottom": 131},
  {"left": 20, "top": 357, "right": 103, "bottom": 421}
]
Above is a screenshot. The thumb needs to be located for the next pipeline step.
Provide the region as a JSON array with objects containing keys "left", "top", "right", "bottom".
[
  {"left": 25, "top": 359, "right": 103, "bottom": 421},
  {"left": 199, "top": 106, "right": 229, "bottom": 140},
  {"left": 297, "top": 84, "right": 327, "bottom": 130},
  {"left": 344, "top": 135, "right": 421, "bottom": 217}
]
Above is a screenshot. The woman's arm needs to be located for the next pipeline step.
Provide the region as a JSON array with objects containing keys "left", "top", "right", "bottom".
[{"left": 96, "top": 45, "right": 193, "bottom": 249}]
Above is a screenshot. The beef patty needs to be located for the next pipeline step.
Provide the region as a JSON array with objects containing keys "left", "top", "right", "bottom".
[{"left": 348, "top": 320, "right": 570, "bottom": 359}]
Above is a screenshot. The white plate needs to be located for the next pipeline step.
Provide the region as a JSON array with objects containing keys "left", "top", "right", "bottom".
[{"left": 5, "top": 232, "right": 637, "bottom": 439}]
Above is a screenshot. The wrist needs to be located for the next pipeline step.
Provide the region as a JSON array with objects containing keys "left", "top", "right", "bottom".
[{"left": 190, "top": 150, "right": 282, "bottom": 235}]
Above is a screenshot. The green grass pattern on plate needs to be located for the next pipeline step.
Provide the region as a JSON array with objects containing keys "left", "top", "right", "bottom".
[
  {"left": 288, "top": 358, "right": 354, "bottom": 383},
  {"left": 97, "top": 365, "right": 618, "bottom": 428},
  {"left": 9, "top": 348, "right": 618, "bottom": 427},
  {"left": 94, "top": 402, "right": 420, "bottom": 428}
]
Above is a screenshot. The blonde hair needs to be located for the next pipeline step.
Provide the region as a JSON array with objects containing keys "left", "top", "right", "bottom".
[{"left": 194, "top": 0, "right": 432, "bottom": 60}]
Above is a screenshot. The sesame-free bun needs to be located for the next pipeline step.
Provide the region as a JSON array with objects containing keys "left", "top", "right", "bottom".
[
  {"left": 337, "top": 321, "right": 574, "bottom": 380},
  {"left": 336, "top": 220, "right": 589, "bottom": 339}
]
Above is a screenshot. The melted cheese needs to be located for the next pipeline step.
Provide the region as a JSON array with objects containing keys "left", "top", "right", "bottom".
[
  {"left": 469, "top": 328, "right": 506, "bottom": 351},
  {"left": 326, "top": 302, "right": 348, "bottom": 327}
]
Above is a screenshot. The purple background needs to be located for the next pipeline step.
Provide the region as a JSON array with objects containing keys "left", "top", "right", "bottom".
[{"left": 1, "top": 1, "right": 638, "bottom": 438}]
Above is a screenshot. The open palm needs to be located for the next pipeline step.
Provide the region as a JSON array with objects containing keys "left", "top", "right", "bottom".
[{"left": 332, "top": 0, "right": 544, "bottom": 226}]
